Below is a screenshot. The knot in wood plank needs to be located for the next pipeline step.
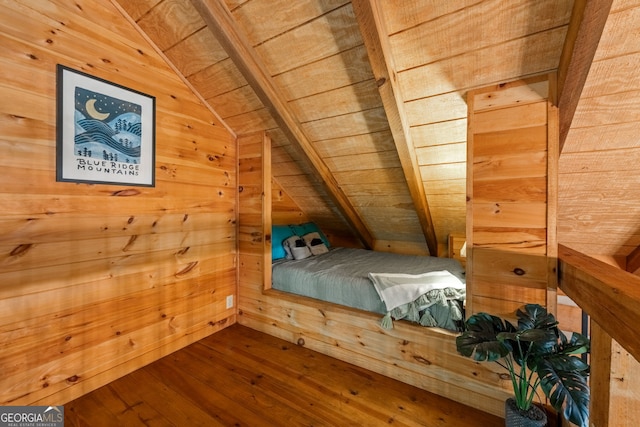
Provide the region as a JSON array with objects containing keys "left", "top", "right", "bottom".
[
  {"left": 413, "top": 355, "right": 431, "bottom": 366},
  {"left": 10, "top": 243, "right": 33, "bottom": 257},
  {"left": 111, "top": 189, "right": 141, "bottom": 197},
  {"left": 175, "top": 261, "right": 198, "bottom": 277}
]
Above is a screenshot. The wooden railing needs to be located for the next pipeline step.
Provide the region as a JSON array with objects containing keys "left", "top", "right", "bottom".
[
  {"left": 558, "top": 244, "right": 640, "bottom": 425},
  {"left": 559, "top": 244, "right": 640, "bottom": 360}
]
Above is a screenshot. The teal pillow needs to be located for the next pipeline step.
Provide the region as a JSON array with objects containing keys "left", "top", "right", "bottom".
[
  {"left": 272, "top": 225, "right": 296, "bottom": 260},
  {"left": 289, "top": 222, "right": 330, "bottom": 248}
]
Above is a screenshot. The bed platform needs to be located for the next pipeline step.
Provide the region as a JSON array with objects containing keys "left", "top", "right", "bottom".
[{"left": 237, "top": 135, "right": 512, "bottom": 419}]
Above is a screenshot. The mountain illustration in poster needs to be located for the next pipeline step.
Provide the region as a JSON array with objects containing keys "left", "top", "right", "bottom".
[{"left": 74, "top": 87, "right": 142, "bottom": 164}]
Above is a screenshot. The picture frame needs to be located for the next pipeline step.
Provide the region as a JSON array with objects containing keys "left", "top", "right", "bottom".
[{"left": 56, "top": 64, "right": 156, "bottom": 187}]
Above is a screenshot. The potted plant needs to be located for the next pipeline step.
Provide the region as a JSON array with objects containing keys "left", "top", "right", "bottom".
[{"left": 456, "top": 304, "right": 590, "bottom": 427}]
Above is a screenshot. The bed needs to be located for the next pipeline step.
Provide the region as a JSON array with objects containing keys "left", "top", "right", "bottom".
[{"left": 270, "top": 223, "right": 466, "bottom": 331}]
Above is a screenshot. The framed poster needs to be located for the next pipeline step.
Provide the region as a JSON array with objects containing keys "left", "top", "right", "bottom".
[{"left": 56, "top": 64, "right": 155, "bottom": 187}]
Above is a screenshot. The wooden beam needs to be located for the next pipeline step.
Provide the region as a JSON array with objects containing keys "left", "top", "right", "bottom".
[
  {"left": 557, "top": 0, "right": 613, "bottom": 152},
  {"left": 626, "top": 245, "right": 640, "bottom": 274},
  {"left": 558, "top": 244, "right": 640, "bottom": 361},
  {"left": 262, "top": 132, "right": 272, "bottom": 291},
  {"left": 352, "top": 0, "right": 438, "bottom": 255},
  {"left": 190, "top": 0, "right": 374, "bottom": 249},
  {"left": 589, "top": 321, "right": 613, "bottom": 427}
]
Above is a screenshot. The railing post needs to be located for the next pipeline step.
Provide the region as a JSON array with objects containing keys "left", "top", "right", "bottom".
[{"left": 589, "top": 321, "right": 612, "bottom": 426}]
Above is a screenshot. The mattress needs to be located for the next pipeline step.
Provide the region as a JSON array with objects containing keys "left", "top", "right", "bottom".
[{"left": 271, "top": 247, "right": 466, "bottom": 330}]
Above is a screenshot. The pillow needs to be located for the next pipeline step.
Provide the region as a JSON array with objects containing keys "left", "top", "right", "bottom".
[
  {"left": 282, "top": 235, "right": 300, "bottom": 260},
  {"left": 283, "top": 235, "right": 312, "bottom": 260},
  {"left": 272, "top": 225, "right": 296, "bottom": 260},
  {"left": 289, "top": 222, "right": 330, "bottom": 248},
  {"left": 302, "top": 232, "right": 329, "bottom": 256}
]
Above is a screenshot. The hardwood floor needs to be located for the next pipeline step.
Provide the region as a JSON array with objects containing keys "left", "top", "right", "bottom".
[{"left": 65, "top": 324, "right": 503, "bottom": 426}]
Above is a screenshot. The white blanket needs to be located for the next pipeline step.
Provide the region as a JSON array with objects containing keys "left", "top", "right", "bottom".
[{"left": 368, "top": 270, "right": 465, "bottom": 312}]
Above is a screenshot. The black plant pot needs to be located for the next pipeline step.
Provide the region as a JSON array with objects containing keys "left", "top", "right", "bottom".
[{"left": 504, "top": 398, "right": 547, "bottom": 427}]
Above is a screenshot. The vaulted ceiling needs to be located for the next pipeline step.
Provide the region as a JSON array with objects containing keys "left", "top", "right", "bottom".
[{"left": 114, "top": 0, "right": 640, "bottom": 265}]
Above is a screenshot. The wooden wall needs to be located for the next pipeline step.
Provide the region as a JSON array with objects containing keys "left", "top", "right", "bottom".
[
  {"left": 466, "top": 75, "right": 558, "bottom": 320},
  {"left": 0, "top": 0, "right": 237, "bottom": 405},
  {"left": 272, "top": 179, "right": 309, "bottom": 226},
  {"left": 238, "top": 132, "right": 270, "bottom": 295},
  {"left": 271, "top": 176, "right": 362, "bottom": 249}
]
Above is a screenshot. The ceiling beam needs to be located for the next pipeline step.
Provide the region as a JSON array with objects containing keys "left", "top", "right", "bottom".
[
  {"left": 352, "top": 0, "right": 438, "bottom": 256},
  {"left": 557, "top": 0, "right": 613, "bottom": 152},
  {"left": 190, "top": 0, "right": 374, "bottom": 248}
]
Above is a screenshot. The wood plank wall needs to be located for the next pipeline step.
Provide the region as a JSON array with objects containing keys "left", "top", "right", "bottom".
[
  {"left": 272, "top": 179, "right": 309, "bottom": 226},
  {"left": 466, "top": 75, "right": 558, "bottom": 320},
  {"left": 0, "top": 0, "right": 237, "bottom": 405},
  {"left": 238, "top": 132, "right": 270, "bottom": 294}
]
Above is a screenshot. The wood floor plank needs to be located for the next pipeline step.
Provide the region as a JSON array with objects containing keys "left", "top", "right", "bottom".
[
  {"left": 182, "top": 342, "right": 376, "bottom": 426},
  {"left": 147, "top": 353, "right": 287, "bottom": 426},
  {"left": 65, "top": 324, "right": 503, "bottom": 426},
  {"left": 114, "top": 368, "right": 223, "bottom": 427},
  {"left": 93, "top": 382, "right": 168, "bottom": 427},
  {"left": 195, "top": 334, "right": 426, "bottom": 426},
  {"left": 65, "top": 391, "right": 125, "bottom": 427}
]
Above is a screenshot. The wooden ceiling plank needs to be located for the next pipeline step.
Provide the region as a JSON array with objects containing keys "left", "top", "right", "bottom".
[
  {"left": 557, "top": 0, "right": 613, "bottom": 151},
  {"left": 254, "top": 4, "right": 362, "bottom": 76},
  {"left": 190, "top": 0, "right": 374, "bottom": 248},
  {"left": 301, "top": 108, "right": 389, "bottom": 141},
  {"left": 136, "top": 0, "right": 206, "bottom": 51},
  {"left": 313, "top": 131, "right": 396, "bottom": 158},
  {"left": 229, "top": 0, "right": 349, "bottom": 46},
  {"left": 352, "top": 0, "right": 438, "bottom": 255},
  {"left": 388, "top": 0, "right": 573, "bottom": 73},
  {"left": 273, "top": 45, "right": 374, "bottom": 101},
  {"left": 164, "top": 27, "right": 228, "bottom": 78}
]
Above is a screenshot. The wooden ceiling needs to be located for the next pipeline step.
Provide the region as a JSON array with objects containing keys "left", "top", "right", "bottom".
[
  {"left": 559, "top": 0, "right": 640, "bottom": 265},
  {"left": 114, "top": 0, "right": 640, "bottom": 262}
]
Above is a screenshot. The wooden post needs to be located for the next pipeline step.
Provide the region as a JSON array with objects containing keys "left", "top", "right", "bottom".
[
  {"left": 589, "top": 321, "right": 613, "bottom": 426},
  {"left": 590, "top": 321, "right": 640, "bottom": 426}
]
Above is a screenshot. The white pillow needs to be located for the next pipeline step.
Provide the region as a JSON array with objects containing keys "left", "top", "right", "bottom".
[
  {"left": 283, "top": 235, "right": 312, "bottom": 260},
  {"left": 303, "top": 232, "right": 329, "bottom": 256}
]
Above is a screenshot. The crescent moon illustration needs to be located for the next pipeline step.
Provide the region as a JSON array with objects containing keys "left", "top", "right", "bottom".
[{"left": 85, "top": 99, "right": 110, "bottom": 120}]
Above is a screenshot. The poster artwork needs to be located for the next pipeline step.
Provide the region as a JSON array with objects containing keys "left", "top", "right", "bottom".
[
  {"left": 56, "top": 65, "right": 155, "bottom": 187},
  {"left": 74, "top": 87, "right": 142, "bottom": 174}
]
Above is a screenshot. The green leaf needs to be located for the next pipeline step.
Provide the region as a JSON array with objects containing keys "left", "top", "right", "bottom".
[
  {"left": 517, "top": 304, "right": 558, "bottom": 331},
  {"left": 559, "top": 332, "right": 590, "bottom": 355},
  {"left": 538, "top": 358, "right": 590, "bottom": 427},
  {"left": 518, "top": 329, "right": 550, "bottom": 342},
  {"left": 456, "top": 313, "right": 514, "bottom": 361}
]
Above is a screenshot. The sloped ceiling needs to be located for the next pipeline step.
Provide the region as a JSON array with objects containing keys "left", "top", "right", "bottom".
[
  {"left": 559, "top": 0, "right": 640, "bottom": 265},
  {"left": 114, "top": 0, "right": 640, "bottom": 263}
]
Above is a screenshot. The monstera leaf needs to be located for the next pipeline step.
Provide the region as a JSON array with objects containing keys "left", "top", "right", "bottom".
[
  {"left": 455, "top": 312, "right": 515, "bottom": 362},
  {"left": 538, "top": 356, "right": 590, "bottom": 427}
]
